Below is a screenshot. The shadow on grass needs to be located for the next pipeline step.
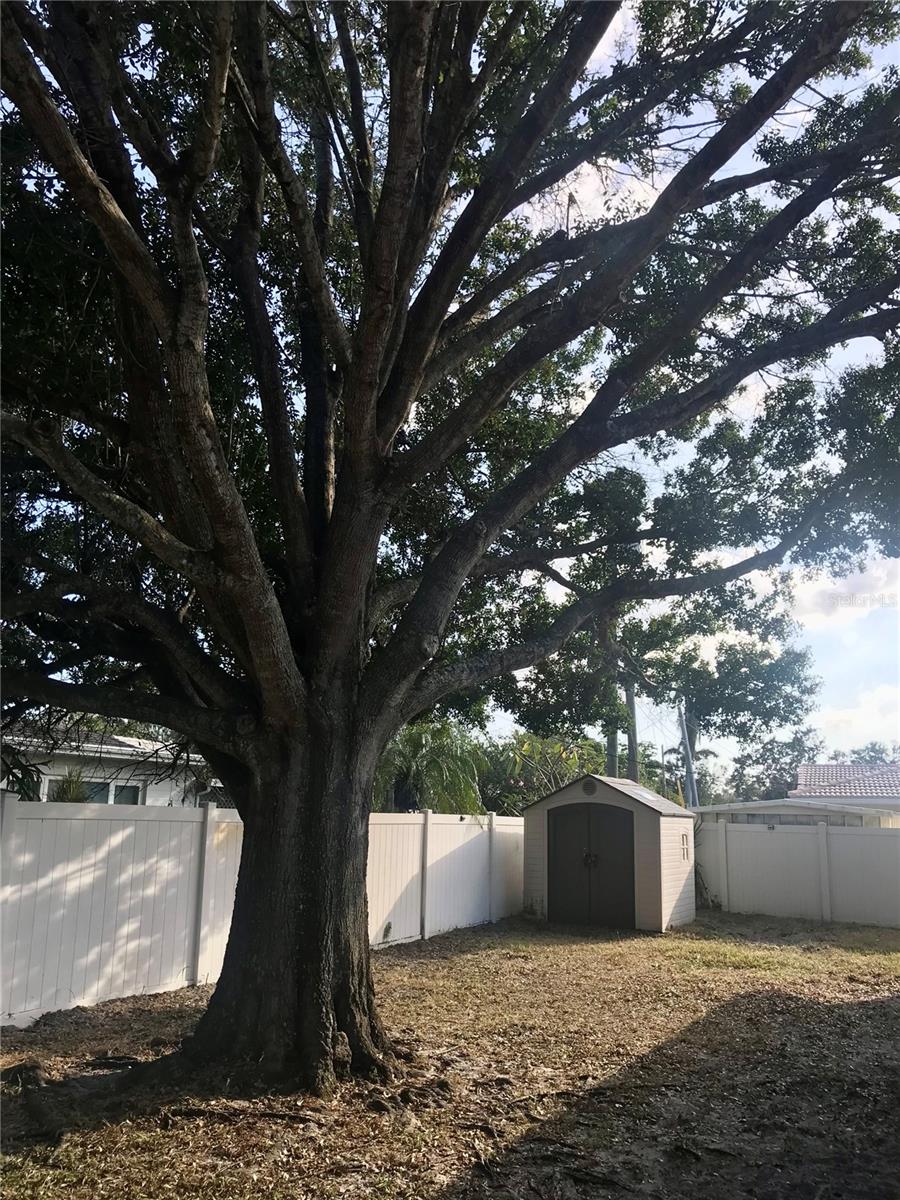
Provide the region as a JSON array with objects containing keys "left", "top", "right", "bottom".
[
  {"left": 438, "top": 989, "right": 900, "bottom": 1200},
  {"left": 6, "top": 987, "right": 896, "bottom": 1200}
]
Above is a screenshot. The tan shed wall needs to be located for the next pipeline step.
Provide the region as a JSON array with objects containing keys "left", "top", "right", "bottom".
[
  {"left": 659, "top": 816, "right": 695, "bottom": 928},
  {"left": 523, "top": 780, "right": 670, "bottom": 932}
]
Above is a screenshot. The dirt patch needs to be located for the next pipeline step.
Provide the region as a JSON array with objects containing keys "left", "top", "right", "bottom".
[{"left": 2, "top": 912, "right": 898, "bottom": 1198}]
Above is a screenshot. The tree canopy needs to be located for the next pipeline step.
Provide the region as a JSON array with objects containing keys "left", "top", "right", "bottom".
[
  {"left": 3, "top": 2, "right": 899, "bottom": 763},
  {"left": 2, "top": 0, "right": 899, "bottom": 1085}
]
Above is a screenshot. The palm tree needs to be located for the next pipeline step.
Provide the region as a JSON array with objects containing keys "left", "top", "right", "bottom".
[{"left": 374, "top": 721, "right": 485, "bottom": 814}]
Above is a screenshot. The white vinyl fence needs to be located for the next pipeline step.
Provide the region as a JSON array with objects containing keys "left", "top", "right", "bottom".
[
  {"left": 696, "top": 818, "right": 900, "bottom": 928},
  {"left": 0, "top": 795, "right": 523, "bottom": 1026}
]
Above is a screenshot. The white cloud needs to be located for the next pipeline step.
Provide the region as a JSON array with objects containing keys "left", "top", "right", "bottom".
[
  {"left": 813, "top": 683, "right": 900, "bottom": 752},
  {"left": 791, "top": 558, "right": 900, "bottom": 633},
  {"left": 726, "top": 373, "right": 767, "bottom": 424},
  {"left": 587, "top": 7, "right": 635, "bottom": 71}
]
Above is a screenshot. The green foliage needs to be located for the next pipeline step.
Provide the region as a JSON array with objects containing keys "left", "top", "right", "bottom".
[
  {"left": 725, "top": 727, "right": 825, "bottom": 803},
  {"left": 3, "top": 0, "right": 898, "bottom": 796},
  {"left": 830, "top": 742, "right": 900, "bottom": 766},
  {"left": 48, "top": 767, "right": 89, "bottom": 804},
  {"left": 374, "top": 720, "right": 486, "bottom": 814},
  {"left": 478, "top": 733, "right": 608, "bottom": 814},
  {"left": 0, "top": 742, "right": 43, "bottom": 802}
]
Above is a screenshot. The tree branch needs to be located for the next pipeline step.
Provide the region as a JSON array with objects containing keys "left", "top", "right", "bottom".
[
  {"left": 0, "top": 7, "right": 173, "bottom": 335},
  {"left": 391, "top": 7, "right": 874, "bottom": 493},
  {"left": 3, "top": 413, "right": 224, "bottom": 590},
  {"left": 399, "top": 488, "right": 842, "bottom": 722},
  {"left": 180, "top": 1, "right": 234, "bottom": 191},
  {"left": 4, "top": 564, "right": 247, "bottom": 712},
  {"left": 2, "top": 669, "right": 247, "bottom": 755},
  {"left": 236, "top": 2, "right": 352, "bottom": 373},
  {"left": 377, "top": 2, "right": 620, "bottom": 447}
]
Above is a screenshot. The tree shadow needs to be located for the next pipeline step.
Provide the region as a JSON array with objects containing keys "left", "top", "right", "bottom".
[{"left": 436, "top": 989, "right": 900, "bottom": 1199}]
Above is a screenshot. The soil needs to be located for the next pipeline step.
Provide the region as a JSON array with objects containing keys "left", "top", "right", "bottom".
[{"left": 2, "top": 911, "right": 898, "bottom": 1199}]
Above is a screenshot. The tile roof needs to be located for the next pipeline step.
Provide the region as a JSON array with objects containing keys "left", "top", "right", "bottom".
[{"left": 791, "top": 762, "right": 900, "bottom": 798}]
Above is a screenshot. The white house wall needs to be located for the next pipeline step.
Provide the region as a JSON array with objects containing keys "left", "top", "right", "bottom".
[
  {"left": 791, "top": 795, "right": 900, "bottom": 812},
  {"left": 34, "top": 753, "right": 187, "bottom": 806}
]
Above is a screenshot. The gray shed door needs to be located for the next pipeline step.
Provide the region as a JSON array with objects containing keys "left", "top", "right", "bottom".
[{"left": 547, "top": 803, "right": 635, "bottom": 928}]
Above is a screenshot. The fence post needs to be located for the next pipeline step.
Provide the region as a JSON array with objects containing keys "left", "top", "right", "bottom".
[
  {"left": 189, "top": 801, "right": 216, "bottom": 984},
  {"left": 0, "top": 791, "right": 19, "bottom": 885},
  {"left": 419, "top": 809, "right": 431, "bottom": 941},
  {"left": 717, "top": 819, "right": 730, "bottom": 911},
  {"left": 487, "top": 811, "right": 496, "bottom": 923},
  {"left": 817, "top": 821, "right": 832, "bottom": 922}
]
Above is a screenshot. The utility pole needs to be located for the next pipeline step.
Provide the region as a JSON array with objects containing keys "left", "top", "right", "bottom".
[
  {"left": 625, "top": 679, "right": 639, "bottom": 783},
  {"left": 660, "top": 743, "right": 667, "bottom": 798},
  {"left": 678, "top": 702, "right": 699, "bottom": 808}
]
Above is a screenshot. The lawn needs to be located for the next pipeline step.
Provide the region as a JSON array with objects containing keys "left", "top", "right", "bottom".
[{"left": 2, "top": 912, "right": 898, "bottom": 1199}]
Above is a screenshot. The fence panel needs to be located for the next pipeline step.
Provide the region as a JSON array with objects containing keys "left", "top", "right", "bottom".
[
  {"left": 492, "top": 816, "right": 525, "bottom": 920},
  {"left": 425, "top": 815, "right": 491, "bottom": 938},
  {"left": 1, "top": 802, "right": 203, "bottom": 1025},
  {"left": 828, "top": 827, "right": 900, "bottom": 927},
  {"left": 1, "top": 797, "right": 524, "bottom": 1024},
  {"left": 695, "top": 817, "right": 900, "bottom": 928},
  {"left": 725, "top": 824, "right": 822, "bottom": 920},
  {"left": 367, "top": 814, "right": 424, "bottom": 946},
  {"left": 196, "top": 811, "right": 243, "bottom": 983}
]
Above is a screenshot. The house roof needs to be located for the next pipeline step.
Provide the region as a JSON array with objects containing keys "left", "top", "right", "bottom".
[
  {"left": 16, "top": 729, "right": 170, "bottom": 758},
  {"left": 790, "top": 762, "right": 900, "bottom": 798},
  {"left": 6, "top": 729, "right": 181, "bottom": 763},
  {"left": 698, "top": 798, "right": 898, "bottom": 818},
  {"left": 525, "top": 774, "right": 694, "bottom": 818}
]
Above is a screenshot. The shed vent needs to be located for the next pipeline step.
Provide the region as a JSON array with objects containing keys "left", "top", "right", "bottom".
[{"left": 582, "top": 778, "right": 598, "bottom": 796}]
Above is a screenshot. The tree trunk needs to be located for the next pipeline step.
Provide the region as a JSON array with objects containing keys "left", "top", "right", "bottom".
[
  {"left": 605, "top": 726, "right": 618, "bottom": 777},
  {"left": 187, "top": 726, "right": 388, "bottom": 1093},
  {"left": 624, "top": 679, "right": 639, "bottom": 783}
]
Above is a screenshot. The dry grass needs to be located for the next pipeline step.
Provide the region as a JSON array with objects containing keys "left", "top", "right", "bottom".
[{"left": 2, "top": 911, "right": 898, "bottom": 1199}]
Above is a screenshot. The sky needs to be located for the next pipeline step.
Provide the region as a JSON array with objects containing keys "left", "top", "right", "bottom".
[
  {"left": 627, "top": 555, "right": 900, "bottom": 769},
  {"left": 489, "top": 9, "right": 900, "bottom": 771}
]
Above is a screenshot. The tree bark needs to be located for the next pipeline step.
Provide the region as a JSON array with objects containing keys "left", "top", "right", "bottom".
[
  {"left": 605, "top": 727, "right": 618, "bottom": 778},
  {"left": 187, "top": 724, "right": 387, "bottom": 1093},
  {"left": 625, "top": 679, "right": 639, "bottom": 783}
]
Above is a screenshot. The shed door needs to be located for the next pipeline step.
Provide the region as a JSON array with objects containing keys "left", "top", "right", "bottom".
[
  {"left": 547, "top": 803, "right": 635, "bottom": 928},
  {"left": 547, "top": 803, "right": 591, "bottom": 923},
  {"left": 590, "top": 804, "right": 635, "bottom": 928}
]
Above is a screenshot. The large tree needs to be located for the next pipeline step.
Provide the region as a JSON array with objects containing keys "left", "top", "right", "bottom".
[{"left": 3, "top": 1, "right": 899, "bottom": 1088}]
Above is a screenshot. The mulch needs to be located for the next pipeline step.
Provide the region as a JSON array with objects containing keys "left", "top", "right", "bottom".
[{"left": 2, "top": 911, "right": 898, "bottom": 1199}]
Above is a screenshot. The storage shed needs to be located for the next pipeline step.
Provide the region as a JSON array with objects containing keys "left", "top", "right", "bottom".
[{"left": 524, "top": 775, "right": 695, "bottom": 932}]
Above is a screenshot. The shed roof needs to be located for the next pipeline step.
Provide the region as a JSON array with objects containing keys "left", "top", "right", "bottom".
[{"left": 525, "top": 774, "right": 694, "bottom": 818}]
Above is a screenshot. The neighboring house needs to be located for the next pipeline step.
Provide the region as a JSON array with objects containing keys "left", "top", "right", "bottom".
[
  {"left": 787, "top": 762, "right": 900, "bottom": 811},
  {"left": 698, "top": 760, "right": 900, "bottom": 829},
  {"left": 697, "top": 797, "right": 900, "bottom": 829},
  {"left": 2, "top": 731, "right": 202, "bottom": 807}
]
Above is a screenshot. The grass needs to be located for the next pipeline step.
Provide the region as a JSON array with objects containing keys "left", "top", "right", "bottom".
[
  {"left": 658, "top": 911, "right": 900, "bottom": 976},
  {"left": 2, "top": 910, "right": 898, "bottom": 1199}
]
